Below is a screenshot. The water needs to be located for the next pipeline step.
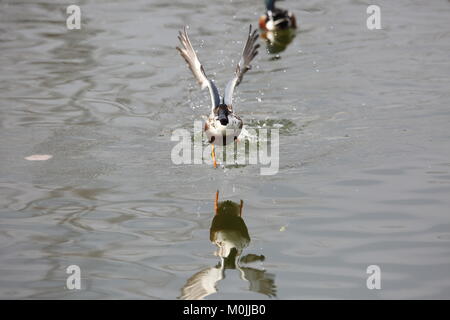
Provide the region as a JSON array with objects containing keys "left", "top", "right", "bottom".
[{"left": 1, "top": 0, "right": 450, "bottom": 299}]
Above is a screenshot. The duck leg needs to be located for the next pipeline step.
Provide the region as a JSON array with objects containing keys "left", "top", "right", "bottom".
[
  {"left": 239, "top": 200, "right": 244, "bottom": 217},
  {"left": 214, "top": 190, "right": 219, "bottom": 215},
  {"left": 211, "top": 144, "right": 217, "bottom": 168}
]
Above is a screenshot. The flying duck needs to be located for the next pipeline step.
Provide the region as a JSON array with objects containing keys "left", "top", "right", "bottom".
[{"left": 176, "top": 25, "right": 260, "bottom": 168}]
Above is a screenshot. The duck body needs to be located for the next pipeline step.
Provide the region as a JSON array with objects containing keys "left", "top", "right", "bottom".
[
  {"left": 205, "top": 110, "right": 243, "bottom": 146},
  {"left": 259, "top": 0, "right": 297, "bottom": 31}
]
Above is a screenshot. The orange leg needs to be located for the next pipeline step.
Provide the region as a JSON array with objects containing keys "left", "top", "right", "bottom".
[
  {"left": 211, "top": 144, "right": 217, "bottom": 168},
  {"left": 214, "top": 190, "right": 219, "bottom": 215},
  {"left": 239, "top": 200, "right": 244, "bottom": 217}
]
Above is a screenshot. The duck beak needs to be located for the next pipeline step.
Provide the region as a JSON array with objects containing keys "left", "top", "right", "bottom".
[{"left": 218, "top": 106, "right": 229, "bottom": 126}]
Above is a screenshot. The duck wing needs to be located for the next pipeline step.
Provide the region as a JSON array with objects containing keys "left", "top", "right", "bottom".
[
  {"left": 224, "top": 25, "right": 260, "bottom": 109},
  {"left": 177, "top": 27, "right": 221, "bottom": 109},
  {"left": 178, "top": 267, "right": 223, "bottom": 300}
]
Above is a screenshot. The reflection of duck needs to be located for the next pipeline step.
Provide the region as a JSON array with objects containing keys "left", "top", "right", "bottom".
[
  {"left": 211, "top": 191, "right": 249, "bottom": 263},
  {"left": 261, "top": 28, "right": 296, "bottom": 55},
  {"left": 176, "top": 26, "right": 259, "bottom": 168},
  {"left": 259, "top": 0, "right": 297, "bottom": 31},
  {"left": 179, "top": 191, "right": 276, "bottom": 300}
]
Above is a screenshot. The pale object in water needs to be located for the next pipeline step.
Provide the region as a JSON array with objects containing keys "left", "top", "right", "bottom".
[{"left": 24, "top": 154, "right": 53, "bottom": 161}]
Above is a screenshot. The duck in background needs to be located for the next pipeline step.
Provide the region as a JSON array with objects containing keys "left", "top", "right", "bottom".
[
  {"left": 259, "top": 0, "right": 297, "bottom": 31},
  {"left": 259, "top": 0, "right": 297, "bottom": 54},
  {"left": 179, "top": 191, "right": 276, "bottom": 300}
]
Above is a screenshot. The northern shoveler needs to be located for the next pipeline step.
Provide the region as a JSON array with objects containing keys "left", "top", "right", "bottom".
[
  {"left": 176, "top": 25, "right": 259, "bottom": 168},
  {"left": 259, "top": 0, "right": 297, "bottom": 31}
]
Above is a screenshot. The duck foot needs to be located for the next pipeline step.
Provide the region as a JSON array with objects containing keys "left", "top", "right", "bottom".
[{"left": 211, "top": 144, "right": 217, "bottom": 168}]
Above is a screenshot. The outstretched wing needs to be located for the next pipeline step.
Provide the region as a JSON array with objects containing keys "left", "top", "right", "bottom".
[
  {"left": 239, "top": 267, "right": 277, "bottom": 298},
  {"left": 224, "top": 25, "right": 260, "bottom": 107},
  {"left": 176, "top": 27, "right": 220, "bottom": 108}
]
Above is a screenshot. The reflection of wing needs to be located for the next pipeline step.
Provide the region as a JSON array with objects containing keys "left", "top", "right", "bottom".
[
  {"left": 240, "top": 254, "right": 265, "bottom": 264},
  {"left": 239, "top": 267, "right": 277, "bottom": 298},
  {"left": 179, "top": 267, "right": 224, "bottom": 300},
  {"left": 224, "top": 25, "right": 260, "bottom": 107},
  {"left": 177, "top": 27, "right": 221, "bottom": 109}
]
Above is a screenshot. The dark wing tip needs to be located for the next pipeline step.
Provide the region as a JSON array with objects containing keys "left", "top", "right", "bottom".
[{"left": 251, "top": 30, "right": 259, "bottom": 43}]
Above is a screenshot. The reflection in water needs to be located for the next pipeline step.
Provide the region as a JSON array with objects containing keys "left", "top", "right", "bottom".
[
  {"left": 261, "top": 29, "right": 296, "bottom": 55},
  {"left": 179, "top": 191, "right": 276, "bottom": 300}
]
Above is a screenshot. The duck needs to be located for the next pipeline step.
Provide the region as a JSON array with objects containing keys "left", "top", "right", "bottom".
[
  {"left": 259, "top": 0, "right": 297, "bottom": 31},
  {"left": 176, "top": 25, "right": 259, "bottom": 168}
]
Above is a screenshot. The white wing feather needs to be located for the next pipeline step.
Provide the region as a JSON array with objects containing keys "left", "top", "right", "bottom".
[
  {"left": 177, "top": 27, "right": 221, "bottom": 108},
  {"left": 224, "top": 25, "right": 260, "bottom": 108}
]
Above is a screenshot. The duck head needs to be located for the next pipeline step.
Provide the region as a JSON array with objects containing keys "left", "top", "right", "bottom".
[
  {"left": 265, "top": 0, "right": 276, "bottom": 11},
  {"left": 215, "top": 104, "right": 230, "bottom": 126}
]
